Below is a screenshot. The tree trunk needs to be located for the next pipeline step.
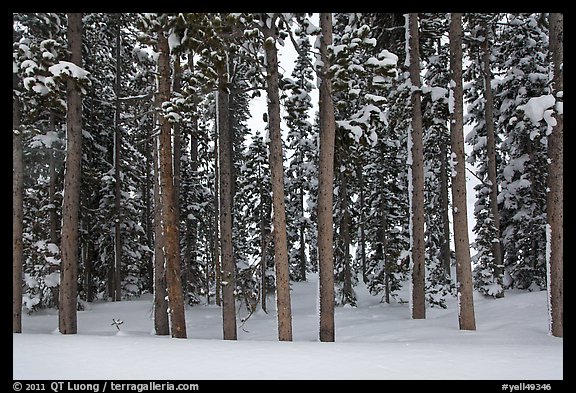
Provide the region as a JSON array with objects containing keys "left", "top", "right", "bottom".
[
  {"left": 59, "top": 12, "right": 83, "bottom": 335},
  {"left": 481, "top": 22, "right": 504, "bottom": 297},
  {"left": 262, "top": 16, "right": 293, "bottom": 342},
  {"left": 340, "top": 174, "right": 353, "bottom": 304},
  {"left": 449, "top": 13, "right": 476, "bottom": 331},
  {"left": 407, "top": 13, "right": 426, "bottom": 320},
  {"left": 157, "top": 29, "right": 187, "bottom": 339},
  {"left": 217, "top": 62, "right": 237, "bottom": 340},
  {"left": 13, "top": 66, "right": 23, "bottom": 334},
  {"left": 547, "top": 12, "right": 563, "bottom": 338},
  {"left": 439, "top": 142, "right": 452, "bottom": 277},
  {"left": 113, "top": 12, "right": 123, "bottom": 302},
  {"left": 318, "top": 12, "right": 336, "bottom": 342}
]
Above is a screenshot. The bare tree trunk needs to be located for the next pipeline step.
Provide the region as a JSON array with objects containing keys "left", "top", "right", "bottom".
[
  {"left": 341, "top": 174, "right": 353, "bottom": 303},
  {"left": 113, "top": 12, "right": 123, "bottom": 302},
  {"left": 157, "top": 30, "right": 187, "bottom": 339},
  {"left": 318, "top": 12, "right": 336, "bottom": 342},
  {"left": 152, "top": 103, "right": 169, "bottom": 335},
  {"left": 407, "top": 13, "right": 426, "bottom": 320},
  {"left": 547, "top": 12, "right": 563, "bottom": 338},
  {"left": 59, "top": 12, "right": 83, "bottom": 335},
  {"left": 481, "top": 22, "right": 504, "bottom": 297},
  {"left": 13, "top": 66, "right": 23, "bottom": 334},
  {"left": 217, "top": 62, "right": 237, "bottom": 340},
  {"left": 449, "top": 13, "right": 476, "bottom": 331},
  {"left": 439, "top": 142, "right": 452, "bottom": 277},
  {"left": 262, "top": 15, "right": 293, "bottom": 342}
]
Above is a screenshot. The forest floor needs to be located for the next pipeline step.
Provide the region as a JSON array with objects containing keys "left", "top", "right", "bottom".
[{"left": 13, "top": 273, "right": 562, "bottom": 380}]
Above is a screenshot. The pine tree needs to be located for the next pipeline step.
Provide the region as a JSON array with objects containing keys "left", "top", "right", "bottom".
[
  {"left": 496, "top": 14, "right": 549, "bottom": 291},
  {"left": 420, "top": 14, "right": 454, "bottom": 308},
  {"left": 463, "top": 14, "right": 505, "bottom": 298},
  {"left": 284, "top": 23, "right": 314, "bottom": 282}
]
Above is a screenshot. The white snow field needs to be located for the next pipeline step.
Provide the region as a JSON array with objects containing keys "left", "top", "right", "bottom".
[{"left": 13, "top": 274, "right": 562, "bottom": 380}]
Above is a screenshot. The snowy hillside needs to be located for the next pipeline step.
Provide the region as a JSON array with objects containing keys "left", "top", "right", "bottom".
[{"left": 13, "top": 274, "right": 562, "bottom": 380}]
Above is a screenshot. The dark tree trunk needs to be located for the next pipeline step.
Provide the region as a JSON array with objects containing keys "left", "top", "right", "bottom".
[
  {"left": 157, "top": 29, "right": 187, "bottom": 339},
  {"left": 217, "top": 62, "right": 237, "bottom": 340},
  {"left": 407, "top": 13, "right": 426, "bottom": 320},
  {"left": 318, "top": 12, "right": 336, "bottom": 342},
  {"left": 59, "top": 12, "right": 83, "bottom": 335},
  {"left": 449, "top": 13, "right": 476, "bottom": 331},
  {"left": 439, "top": 142, "right": 452, "bottom": 277},
  {"left": 547, "top": 12, "right": 563, "bottom": 338},
  {"left": 262, "top": 15, "right": 293, "bottom": 342}
]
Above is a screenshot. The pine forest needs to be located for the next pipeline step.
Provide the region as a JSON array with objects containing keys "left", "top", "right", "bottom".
[{"left": 13, "top": 13, "right": 562, "bottom": 380}]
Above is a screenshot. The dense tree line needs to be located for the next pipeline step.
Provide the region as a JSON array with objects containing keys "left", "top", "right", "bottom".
[{"left": 13, "top": 13, "right": 562, "bottom": 339}]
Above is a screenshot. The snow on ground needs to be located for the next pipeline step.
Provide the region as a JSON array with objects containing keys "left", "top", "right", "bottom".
[{"left": 13, "top": 274, "right": 562, "bottom": 380}]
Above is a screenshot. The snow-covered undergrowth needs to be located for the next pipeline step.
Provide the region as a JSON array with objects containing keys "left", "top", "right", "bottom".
[{"left": 13, "top": 274, "right": 562, "bottom": 380}]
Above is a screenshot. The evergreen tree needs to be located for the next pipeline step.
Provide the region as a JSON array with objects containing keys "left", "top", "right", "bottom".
[{"left": 496, "top": 14, "right": 549, "bottom": 291}]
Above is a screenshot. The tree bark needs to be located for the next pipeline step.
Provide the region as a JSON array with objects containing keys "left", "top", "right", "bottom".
[
  {"left": 439, "top": 142, "right": 452, "bottom": 277},
  {"left": 481, "top": 22, "right": 504, "bottom": 297},
  {"left": 318, "top": 12, "right": 336, "bottom": 342},
  {"left": 157, "top": 29, "right": 187, "bottom": 339},
  {"left": 13, "top": 64, "right": 23, "bottom": 334},
  {"left": 262, "top": 15, "right": 293, "bottom": 342},
  {"left": 407, "top": 13, "right": 426, "bottom": 320},
  {"left": 449, "top": 13, "right": 476, "bottom": 331},
  {"left": 59, "top": 12, "right": 83, "bottom": 335},
  {"left": 547, "top": 12, "right": 563, "bottom": 338},
  {"left": 217, "top": 62, "right": 237, "bottom": 340}
]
